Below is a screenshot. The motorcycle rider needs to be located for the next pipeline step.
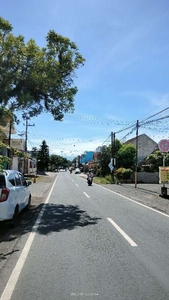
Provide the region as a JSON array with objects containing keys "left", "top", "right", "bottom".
[{"left": 87, "top": 169, "right": 93, "bottom": 184}]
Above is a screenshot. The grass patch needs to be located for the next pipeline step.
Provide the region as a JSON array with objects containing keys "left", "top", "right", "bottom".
[{"left": 93, "top": 175, "right": 113, "bottom": 184}]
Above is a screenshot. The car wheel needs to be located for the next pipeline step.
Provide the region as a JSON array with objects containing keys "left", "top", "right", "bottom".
[
  {"left": 11, "top": 206, "right": 19, "bottom": 227},
  {"left": 26, "top": 196, "right": 31, "bottom": 210}
]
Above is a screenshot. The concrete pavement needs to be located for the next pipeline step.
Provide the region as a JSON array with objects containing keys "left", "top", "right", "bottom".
[{"left": 28, "top": 172, "right": 57, "bottom": 200}]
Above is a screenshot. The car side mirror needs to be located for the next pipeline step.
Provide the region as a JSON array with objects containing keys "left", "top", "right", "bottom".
[{"left": 26, "top": 181, "right": 32, "bottom": 186}]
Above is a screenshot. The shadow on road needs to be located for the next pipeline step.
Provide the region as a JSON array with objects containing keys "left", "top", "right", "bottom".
[
  {"left": 36, "top": 204, "right": 101, "bottom": 235},
  {"left": 0, "top": 203, "right": 101, "bottom": 239},
  {"left": 0, "top": 203, "right": 101, "bottom": 246}
]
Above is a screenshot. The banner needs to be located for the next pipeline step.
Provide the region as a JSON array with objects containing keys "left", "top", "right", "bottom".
[{"left": 159, "top": 167, "right": 169, "bottom": 184}]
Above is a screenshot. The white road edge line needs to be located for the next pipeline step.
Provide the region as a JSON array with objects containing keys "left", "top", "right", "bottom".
[
  {"left": 83, "top": 192, "right": 90, "bottom": 198},
  {"left": 97, "top": 184, "right": 169, "bottom": 218},
  {"left": 0, "top": 175, "right": 58, "bottom": 300},
  {"left": 107, "top": 217, "right": 138, "bottom": 247}
]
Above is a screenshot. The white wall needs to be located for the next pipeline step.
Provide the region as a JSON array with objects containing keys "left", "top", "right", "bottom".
[{"left": 12, "top": 156, "right": 18, "bottom": 170}]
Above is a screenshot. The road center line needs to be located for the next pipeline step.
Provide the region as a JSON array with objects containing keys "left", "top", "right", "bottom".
[
  {"left": 0, "top": 176, "right": 58, "bottom": 300},
  {"left": 107, "top": 217, "right": 138, "bottom": 247},
  {"left": 83, "top": 192, "right": 90, "bottom": 198},
  {"left": 76, "top": 184, "right": 79, "bottom": 187}
]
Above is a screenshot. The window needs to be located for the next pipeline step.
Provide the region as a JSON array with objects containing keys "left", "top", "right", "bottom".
[
  {"left": 19, "top": 173, "right": 27, "bottom": 186},
  {"left": 8, "top": 173, "right": 15, "bottom": 186},
  {"left": 14, "top": 173, "right": 21, "bottom": 186}
]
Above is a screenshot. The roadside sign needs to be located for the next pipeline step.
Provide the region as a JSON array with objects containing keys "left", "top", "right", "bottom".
[
  {"left": 108, "top": 161, "right": 114, "bottom": 172},
  {"left": 158, "top": 139, "right": 169, "bottom": 153},
  {"left": 159, "top": 167, "right": 169, "bottom": 184}
]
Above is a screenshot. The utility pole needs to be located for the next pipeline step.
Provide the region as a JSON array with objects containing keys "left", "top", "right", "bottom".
[
  {"left": 135, "top": 120, "right": 139, "bottom": 188},
  {"left": 111, "top": 132, "right": 116, "bottom": 182},
  {"left": 8, "top": 102, "right": 16, "bottom": 150},
  {"left": 24, "top": 116, "right": 35, "bottom": 152},
  {"left": 23, "top": 116, "right": 35, "bottom": 175}
]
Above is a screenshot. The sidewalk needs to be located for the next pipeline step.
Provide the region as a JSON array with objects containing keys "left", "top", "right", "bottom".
[
  {"left": 119, "top": 183, "right": 165, "bottom": 196},
  {"left": 80, "top": 173, "right": 167, "bottom": 195},
  {"left": 29, "top": 172, "right": 57, "bottom": 199}
]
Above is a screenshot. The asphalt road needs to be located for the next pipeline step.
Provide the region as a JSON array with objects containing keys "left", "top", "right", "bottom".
[{"left": 1, "top": 172, "right": 169, "bottom": 299}]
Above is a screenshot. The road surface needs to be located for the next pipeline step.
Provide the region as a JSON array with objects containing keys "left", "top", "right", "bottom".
[{"left": 0, "top": 171, "right": 169, "bottom": 299}]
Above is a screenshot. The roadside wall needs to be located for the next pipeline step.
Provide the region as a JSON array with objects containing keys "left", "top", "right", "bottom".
[{"left": 133, "top": 172, "right": 159, "bottom": 183}]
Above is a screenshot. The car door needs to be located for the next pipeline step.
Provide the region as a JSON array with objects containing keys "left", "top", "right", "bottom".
[
  {"left": 14, "top": 171, "right": 24, "bottom": 211},
  {"left": 18, "top": 172, "right": 30, "bottom": 209},
  {"left": 7, "top": 172, "right": 18, "bottom": 219}
]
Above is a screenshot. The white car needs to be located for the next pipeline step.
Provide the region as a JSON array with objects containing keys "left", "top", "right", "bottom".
[
  {"left": 74, "top": 168, "right": 81, "bottom": 174},
  {"left": 0, "top": 170, "right": 32, "bottom": 223}
]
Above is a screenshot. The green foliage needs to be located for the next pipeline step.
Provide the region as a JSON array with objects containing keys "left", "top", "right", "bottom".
[
  {"left": 0, "top": 142, "right": 10, "bottom": 150},
  {"left": 31, "top": 147, "right": 38, "bottom": 158},
  {"left": 97, "top": 139, "right": 135, "bottom": 177},
  {"left": 115, "top": 167, "right": 132, "bottom": 180},
  {"left": 0, "top": 106, "right": 16, "bottom": 142},
  {"left": 114, "top": 139, "right": 123, "bottom": 153},
  {"left": 93, "top": 175, "right": 113, "bottom": 184},
  {"left": 13, "top": 149, "right": 28, "bottom": 158},
  {"left": 0, "top": 155, "right": 11, "bottom": 171},
  {"left": 0, "top": 106, "right": 12, "bottom": 127},
  {"left": 146, "top": 150, "right": 169, "bottom": 171},
  {"left": 49, "top": 154, "right": 70, "bottom": 170},
  {"left": 116, "top": 143, "right": 136, "bottom": 169},
  {"left": 97, "top": 145, "right": 111, "bottom": 176},
  {"left": 37, "top": 140, "right": 49, "bottom": 172},
  {"left": 0, "top": 141, "right": 29, "bottom": 171},
  {"left": 0, "top": 17, "right": 85, "bottom": 120}
]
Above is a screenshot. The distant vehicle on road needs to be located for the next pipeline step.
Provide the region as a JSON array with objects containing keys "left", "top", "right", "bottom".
[
  {"left": 74, "top": 168, "right": 81, "bottom": 174},
  {"left": 0, "top": 170, "right": 32, "bottom": 224}
]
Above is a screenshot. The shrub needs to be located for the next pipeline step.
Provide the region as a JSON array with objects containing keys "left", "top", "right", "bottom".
[
  {"left": 115, "top": 168, "right": 132, "bottom": 180},
  {"left": 93, "top": 175, "right": 112, "bottom": 184}
]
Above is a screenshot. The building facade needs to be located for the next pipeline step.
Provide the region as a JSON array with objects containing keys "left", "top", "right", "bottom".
[
  {"left": 80, "top": 151, "right": 94, "bottom": 164},
  {"left": 125, "top": 134, "right": 158, "bottom": 164}
]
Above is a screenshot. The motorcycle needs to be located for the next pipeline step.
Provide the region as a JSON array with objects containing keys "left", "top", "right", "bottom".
[{"left": 87, "top": 175, "right": 93, "bottom": 186}]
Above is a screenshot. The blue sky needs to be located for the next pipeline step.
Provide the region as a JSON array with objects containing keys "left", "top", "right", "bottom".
[{"left": 2, "top": 0, "right": 169, "bottom": 160}]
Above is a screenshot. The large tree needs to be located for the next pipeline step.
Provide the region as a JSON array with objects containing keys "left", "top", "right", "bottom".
[
  {"left": 49, "top": 154, "right": 70, "bottom": 170},
  {"left": 146, "top": 150, "right": 169, "bottom": 171},
  {"left": 97, "top": 139, "right": 123, "bottom": 176},
  {"left": 37, "top": 140, "right": 49, "bottom": 172},
  {"left": 0, "top": 17, "right": 85, "bottom": 120},
  {"left": 97, "top": 140, "right": 136, "bottom": 176},
  {"left": 116, "top": 143, "right": 136, "bottom": 169},
  {"left": 97, "top": 145, "right": 111, "bottom": 176}
]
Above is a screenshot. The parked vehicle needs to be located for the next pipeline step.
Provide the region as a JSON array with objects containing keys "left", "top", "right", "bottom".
[
  {"left": 74, "top": 168, "right": 81, "bottom": 174},
  {"left": 0, "top": 170, "right": 32, "bottom": 224}
]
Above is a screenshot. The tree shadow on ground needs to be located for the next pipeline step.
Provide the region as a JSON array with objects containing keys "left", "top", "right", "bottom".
[
  {"left": 0, "top": 203, "right": 101, "bottom": 242},
  {"left": 36, "top": 203, "right": 101, "bottom": 235}
]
